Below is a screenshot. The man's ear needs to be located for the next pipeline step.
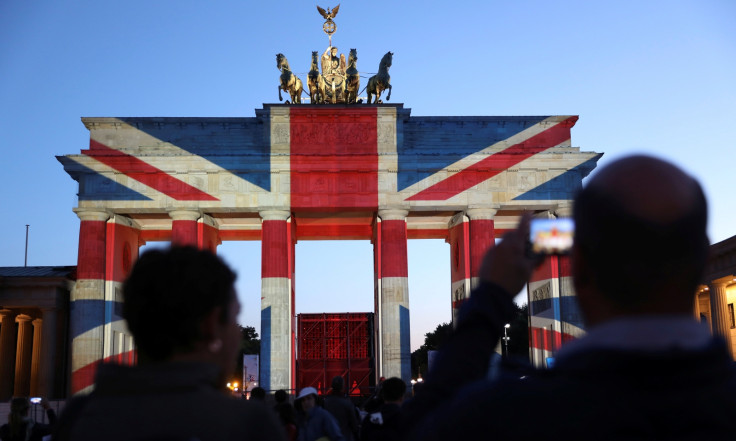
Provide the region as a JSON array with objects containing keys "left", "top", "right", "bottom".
[
  {"left": 571, "top": 244, "right": 591, "bottom": 292},
  {"left": 199, "top": 306, "right": 224, "bottom": 341}
]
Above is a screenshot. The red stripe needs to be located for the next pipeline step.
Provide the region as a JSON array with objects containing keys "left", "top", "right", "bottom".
[
  {"left": 106, "top": 222, "right": 140, "bottom": 283},
  {"left": 469, "top": 219, "right": 495, "bottom": 277},
  {"left": 171, "top": 220, "right": 198, "bottom": 246},
  {"left": 407, "top": 229, "right": 448, "bottom": 240},
  {"left": 290, "top": 108, "right": 378, "bottom": 210},
  {"left": 380, "top": 219, "right": 408, "bottom": 278},
  {"left": 262, "top": 220, "right": 290, "bottom": 278},
  {"left": 448, "top": 221, "right": 470, "bottom": 283},
  {"left": 84, "top": 140, "right": 218, "bottom": 201},
  {"left": 529, "top": 326, "right": 576, "bottom": 352},
  {"left": 78, "top": 220, "right": 106, "bottom": 280},
  {"left": 71, "top": 350, "right": 137, "bottom": 394},
  {"left": 406, "top": 117, "right": 578, "bottom": 201},
  {"left": 198, "top": 222, "right": 220, "bottom": 252},
  {"left": 218, "top": 230, "right": 261, "bottom": 241},
  {"left": 139, "top": 230, "right": 172, "bottom": 242},
  {"left": 296, "top": 224, "right": 373, "bottom": 240},
  {"left": 558, "top": 255, "right": 572, "bottom": 278},
  {"left": 529, "top": 255, "right": 559, "bottom": 283}
]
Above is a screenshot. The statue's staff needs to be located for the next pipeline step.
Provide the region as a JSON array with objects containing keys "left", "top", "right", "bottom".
[{"left": 317, "top": 4, "right": 340, "bottom": 47}]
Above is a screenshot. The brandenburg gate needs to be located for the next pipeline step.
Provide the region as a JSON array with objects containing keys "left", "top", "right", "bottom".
[{"left": 57, "top": 6, "right": 601, "bottom": 395}]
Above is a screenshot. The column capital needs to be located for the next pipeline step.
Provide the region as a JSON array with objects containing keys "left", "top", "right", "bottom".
[
  {"left": 710, "top": 275, "right": 735, "bottom": 288},
  {"left": 168, "top": 209, "right": 201, "bottom": 222},
  {"left": 15, "top": 314, "right": 32, "bottom": 324},
  {"left": 533, "top": 210, "right": 555, "bottom": 220},
  {"left": 0, "top": 309, "right": 16, "bottom": 320},
  {"left": 73, "top": 209, "right": 110, "bottom": 222},
  {"left": 259, "top": 210, "right": 291, "bottom": 221},
  {"left": 378, "top": 209, "right": 409, "bottom": 221},
  {"left": 554, "top": 203, "right": 574, "bottom": 218},
  {"left": 32, "top": 318, "right": 42, "bottom": 327},
  {"left": 465, "top": 208, "right": 498, "bottom": 220}
]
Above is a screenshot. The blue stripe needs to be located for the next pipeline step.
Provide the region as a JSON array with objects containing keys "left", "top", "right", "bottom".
[
  {"left": 58, "top": 159, "right": 151, "bottom": 201},
  {"left": 260, "top": 306, "right": 272, "bottom": 390},
  {"left": 399, "top": 305, "right": 411, "bottom": 383},
  {"left": 119, "top": 118, "right": 271, "bottom": 191},
  {"left": 70, "top": 299, "right": 124, "bottom": 339},
  {"left": 530, "top": 296, "right": 585, "bottom": 330},
  {"left": 398, "top": 116, "right": 549, "bottom": 191},
  {"left": 513, "top": 157, "right": 599, "bottom": 201}
]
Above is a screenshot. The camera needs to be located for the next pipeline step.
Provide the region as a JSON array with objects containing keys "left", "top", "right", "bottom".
[{"left": 529, "top": 218, "right": 574, "bottom": 255}]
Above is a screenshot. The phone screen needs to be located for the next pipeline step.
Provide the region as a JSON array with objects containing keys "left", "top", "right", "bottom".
[
  {"left": 530, "top": 218, "right": 574, "bottom": 255},
  {"left": 30, "top": 397, "right": 42, "bottom": 404}
]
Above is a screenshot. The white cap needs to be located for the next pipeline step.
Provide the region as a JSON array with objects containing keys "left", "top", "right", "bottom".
[{"left": 296, "top": 386, "right": 318, "bottom": 400}]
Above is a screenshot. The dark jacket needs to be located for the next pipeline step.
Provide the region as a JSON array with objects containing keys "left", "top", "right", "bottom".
[
  {"left": 52, "top": 361, "right": 286, "bottom": 441},
  {"left": 296, "top": 405, "right": 344, "bottom": 441},
  {"left": 323, "top": 394, "right": 358, "bottom": 441},
  {"left": 360, "top": 402, "right": 402, "bottom": 441},
  {"left": 406, "top": 282, "right": 736, "bottom": 440}
]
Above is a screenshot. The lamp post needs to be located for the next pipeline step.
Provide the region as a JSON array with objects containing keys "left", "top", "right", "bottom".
[{"left": 502, "top": 323, "right": 511, "bottom": 358}]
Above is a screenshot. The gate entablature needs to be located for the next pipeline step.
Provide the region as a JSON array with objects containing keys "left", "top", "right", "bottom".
[{"left": 59, "top": 103, "right": 601, "bottom": 393}]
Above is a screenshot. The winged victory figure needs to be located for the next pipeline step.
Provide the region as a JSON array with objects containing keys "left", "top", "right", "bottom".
[{"left": 317, "top": 4, "right": 340, "bottom": 20}]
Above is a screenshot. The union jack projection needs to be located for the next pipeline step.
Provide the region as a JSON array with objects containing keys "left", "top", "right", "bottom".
[{"left": 59, "top": 104, "right": 601, "bottom": 392}]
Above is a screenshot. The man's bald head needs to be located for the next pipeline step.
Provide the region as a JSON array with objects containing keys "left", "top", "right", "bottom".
[{"left": 573, "top": 155, "right": 709, "bottom": 315}]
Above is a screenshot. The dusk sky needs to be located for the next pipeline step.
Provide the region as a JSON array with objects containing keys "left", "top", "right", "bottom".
[{"left": 1, "top": 0, "right": 734, "bottom": 350}]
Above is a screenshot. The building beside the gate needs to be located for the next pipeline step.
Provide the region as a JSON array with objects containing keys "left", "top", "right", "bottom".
[
  {"left": 0, "top": 266, "right": 74, "bottom": 400},
  {"left": 697, "top": 235, "right": 736, "bottom": 358}
]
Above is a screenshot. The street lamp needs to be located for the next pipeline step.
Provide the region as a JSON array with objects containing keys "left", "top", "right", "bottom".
[{"left": 502, "top": 323, "right": 511, "bottom": 358}]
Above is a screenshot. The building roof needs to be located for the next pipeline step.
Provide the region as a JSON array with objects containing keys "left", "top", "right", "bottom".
[{"left": 0, "top": 266, "right": 76, "bottom": 278}]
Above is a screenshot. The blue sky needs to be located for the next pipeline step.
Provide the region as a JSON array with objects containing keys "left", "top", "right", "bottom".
[{"left": 1, "top": 0, "right": 734, "bottom": 351}]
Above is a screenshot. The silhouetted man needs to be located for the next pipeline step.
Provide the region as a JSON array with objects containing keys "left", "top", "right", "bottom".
[
  {"left": 406, "top": 155, "right": 736, "bottom": 440},
  {"left": 323, "top": 376, "right": 359, "bottom": 441}
]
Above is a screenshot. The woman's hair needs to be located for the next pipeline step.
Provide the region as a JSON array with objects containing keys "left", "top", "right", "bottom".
[{"left": 122, "top": 246, "right": 236, "bottom": 361}]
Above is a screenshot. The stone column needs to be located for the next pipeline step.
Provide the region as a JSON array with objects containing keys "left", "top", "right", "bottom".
[
  {"left": 553, "top": 203, "right": 582, "bottom": 345},
  {"left": 376, "top": 209, "right": 411, "bottom": 383},
  {"left": 197, "top": 214, "right": 221, "bottom": 253},
  {"left": 466, "top": 208, "right": 497, "bottom": 289},
  {"left": 259, "top": 210, "right": 293, "bottom": 391},
  {"left": 0, "top": 309, "right": 18, "bottom": 400},
  {"left": 71, "top": 209, "right": 109, "bottom": 395},
  {"left": 527, "top": 211, "right": 562, "bottom": 367},
  {"left": 709, "top": 276, "right": 734, "bottom": 358},
  {"left": 14, "top": 314, "right": 33, "bottom": 396},
  {"left": 447, "top": 213, "right": 470, "bottom": 326},
  {"left": 30, "top": 318, "right": 42, "bottom": 396},
  {"left": 169, "top": 210, "right": 200, "bottom": 247}
]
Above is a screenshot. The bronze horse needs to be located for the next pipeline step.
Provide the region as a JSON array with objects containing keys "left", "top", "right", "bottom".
[
  {"left": 307, "top": 51, "right": 327, "bottom": 104},
  {"left": 276, "top": 53, "right": 303, "bottom": 104},
  {"left": 366, "top": 51, "right": 392, "bottom": 104},
  {"left": 344, "top": 49, "right": 359, "bottom": 104}
]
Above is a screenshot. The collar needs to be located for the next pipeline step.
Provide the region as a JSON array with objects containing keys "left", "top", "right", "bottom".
[
  {"left": 94, "top": 361, "right": 223, "bottom": 394},
  {"left": 555, "top": 315, "right": 712, "bottom": 362}
]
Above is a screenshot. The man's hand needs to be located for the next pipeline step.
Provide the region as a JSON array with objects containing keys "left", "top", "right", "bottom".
[{"left": 479, "top": 213, "right": 540, "bottom": 297}]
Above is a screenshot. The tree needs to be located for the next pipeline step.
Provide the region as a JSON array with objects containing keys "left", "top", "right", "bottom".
[
  {"left": 506, "top": 303, "right": 529, "bottom": 360},
  {"left": 233, "top": 325, "right": 260, "bottom": 379},
  {"left": 410, "top": 302, "right": 530, "bottom": 380},
  {"left": 410, "top": 322, "right": 452, "bottom": 379}
]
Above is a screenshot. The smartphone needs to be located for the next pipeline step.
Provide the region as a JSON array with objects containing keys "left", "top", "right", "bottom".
[
  {"left": 529, "top": 218, "right": 574, "bottom": 255},
  {"left": 30, "top": 397, "right": 42, "bottom": 404}
]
